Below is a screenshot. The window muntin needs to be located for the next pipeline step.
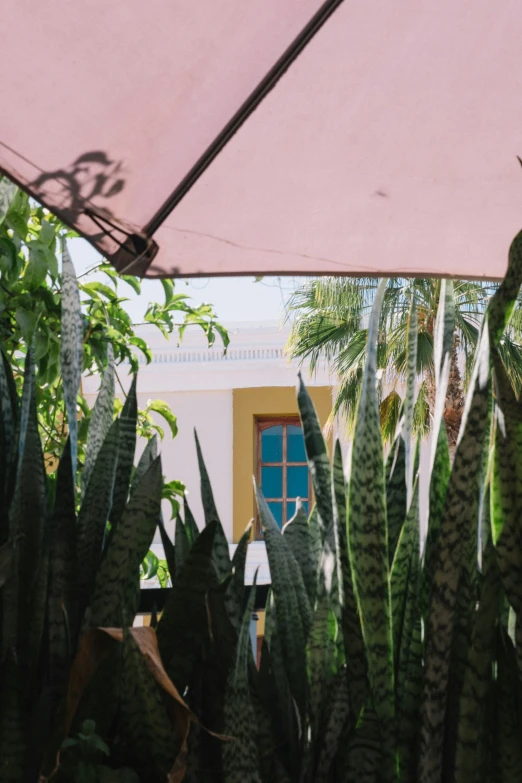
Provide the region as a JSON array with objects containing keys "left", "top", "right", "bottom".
[{"left": 256, "top": 418, "right": 310, "bottom": 534}]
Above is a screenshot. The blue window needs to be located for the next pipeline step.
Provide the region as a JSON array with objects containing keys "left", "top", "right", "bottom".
[{"left": 257, "top": 418, "right": 310, "bottom": 534}]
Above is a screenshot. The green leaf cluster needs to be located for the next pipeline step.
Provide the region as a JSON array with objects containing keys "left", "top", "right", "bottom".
[{"left": 0, "top": 180, "right": 228, "bottom": 470}]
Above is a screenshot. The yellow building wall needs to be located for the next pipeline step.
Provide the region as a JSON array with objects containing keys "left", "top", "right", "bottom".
[{"left": 232, "top": 385, "right": 333, "bottom": 542}]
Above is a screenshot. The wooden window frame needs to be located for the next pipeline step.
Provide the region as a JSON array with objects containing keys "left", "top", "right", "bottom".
[{"left": 255, "top": 416, "right": 311, "bottom": 538}]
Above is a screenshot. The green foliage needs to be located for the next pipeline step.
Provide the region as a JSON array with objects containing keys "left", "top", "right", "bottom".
[
  {"left": 0, "top": 341, "right": 185, "bottom": 780},
  {"left": 286, "top": 273, "right": 522, "bottom": 444},
  {"left": 0, "top": 180, "right": 227, "bottom": 470},
  {"left": 4, "top": 192, "right": 522, "bottom": 782}
]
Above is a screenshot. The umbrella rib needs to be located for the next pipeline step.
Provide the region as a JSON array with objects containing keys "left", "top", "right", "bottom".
[{"left": 142, "top": 0, "right": 345, "bottom": 240}]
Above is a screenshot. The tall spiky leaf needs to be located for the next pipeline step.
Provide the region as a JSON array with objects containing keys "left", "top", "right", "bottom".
[
  {"left": 490, "top": 355, "right": 522, "bottom": 639},
  {"left": 0, "top": 351, "right": 47, "bottom": 778},
  {"left": 488, "top": 228, "right": 522, "bottom": 347},
  {"left": 454, "top": 527, "right": 502, "bottom": 783},
  {"left": 333, "top": 440, "right": 367, "bottom": 717},
  {"left": 297, "top": 375, "right": 332, "bottom": 531},
  {"left": 47, "top": 438, "right": 78, "bottom": 700},
  {"left": 390, "top": 481, "right": 420, "bottom": 664},
  {"left": 82, "top": 353, "right": 115, "bottom": 496},
  {"left": 222, "top": 576, "right": 262, "bottom": 783},
  {"left": 0, "top": 348, "right": 18, "bottom": 524},
  {"left": 419, "top": 325, "right": 491, "bottom": 783},
  {"left": 313, "top": 668, "right": 352, "bottom": 783},
  {"left": 493, "top": 629, "right": 522, "bottom": 780},
  {"left": 60, "top": 242, "right": 83, "bottom": 476},
  {"left": 109, "top": 374, "right": 137, "bottom": 531},
  {"left": 132, "top": 434, "right": 158, "bottom": 492},
  {"left": 87, "top": 457, "right": 162, "bottom": 628},
  {"left": 225, "top": 522, "right": 252, "bottom": 630},
  {"left": 76, "top": 419, "right": 119, "bottom": 615},
  {"left": 403, "top": 295, "right": 417, "bottom": 505},
  {"left": 183, "top": 496, "right": 200, "bottom": 544},
  {"left": 347, "top": 279, "right": 395, "bottom": 764},
  {"left": 195, "top": 429, "right": 230, "bottom": 580},
  {"left": 3, "top": 349, "right": 47, "bottom": 659},
  {"left": 283, "top": 501, "right": 315, "bottom": 605},
  {"left": 385, "top": 435, "right": 407, "bottom": 567},
  {"left": 119, "top": 627, "right": 180, "bottom": 777},
  {"left": 174, "top": 515, "right": 190, "bottom": 573},
  {"left": 156, "top": 522, "right": 217, "bottom": 692},
  {"left": 158, "top": 513, "right": 176, "bottom": 583},
  {"left": 256, "top": 484, "right": 312, "bottom": 720}
]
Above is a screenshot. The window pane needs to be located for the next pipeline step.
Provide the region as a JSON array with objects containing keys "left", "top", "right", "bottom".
[
  {"left": 288, "top": 500, "right": 309, "bottom": 520},
  {"left": 267, "top": 501, "right": 283, "bottom": 528},
  {"left": 287, "top": 424, "right": 306, "bottom": 462},
  {"left": 261, "top": 466, "right": 282, "bottom": 498},
  {"left": 287, "top": 466, "right": 309, "bottom": 498},
  {"left": 261, "top": 425, "right": 283, "bottom": 462}
]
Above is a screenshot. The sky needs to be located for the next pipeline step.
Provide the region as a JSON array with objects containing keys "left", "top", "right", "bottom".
[{"left": 69, "top": 236, "right": 303, "bottom": 325}]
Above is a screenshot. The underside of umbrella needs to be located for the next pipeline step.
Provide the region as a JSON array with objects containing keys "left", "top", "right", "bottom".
[{"left": 2, "top": 1, "right": 521, "bottom": 280}]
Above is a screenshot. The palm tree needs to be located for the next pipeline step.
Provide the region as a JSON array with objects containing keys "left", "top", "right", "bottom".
[{"left": 286, "top": 278, "right": 522, "bottom": 452}]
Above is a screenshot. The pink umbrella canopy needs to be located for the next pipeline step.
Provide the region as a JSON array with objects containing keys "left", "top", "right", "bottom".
[{"left": 1, "top": 0, "right": 522, "bottom": 280}]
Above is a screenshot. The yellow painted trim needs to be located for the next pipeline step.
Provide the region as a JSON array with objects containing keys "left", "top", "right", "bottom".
[{"left": 232, "top": 386, "right": 333, "bottom": 542}]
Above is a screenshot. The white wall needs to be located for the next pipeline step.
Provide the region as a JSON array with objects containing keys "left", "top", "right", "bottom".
[{"left": 141, "top": 389, "right": 234, "bottom": 543}]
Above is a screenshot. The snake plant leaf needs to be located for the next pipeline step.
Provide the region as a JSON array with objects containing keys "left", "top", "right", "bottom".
[
  {"left": 258, "top": 597, "right": 300, "bottom": 780},
  {"left": 347, "top": 280, "right": 395, "bottom": 747},
  {"left": 307, "top": 593, "right": 338, "bottom": 736},
  {"left": 3, "top": 350, "right": 47, "bottom": 659},
  {"left": 0, "top": 347, "right": 18, "bottom": 515},
  {"left": 312, "top": 667, "right": 352, "bottom": 783},
  {"left": 454, "top": 528, "right": 502, "bottom": 783},
  {"left": 60, "top": 242, "right": 83, "bottom": 477},
  {"left": 0, "top": 354, "right": 48, "bottom": 777},
  {"left": 194, "top": 429, "right": 231, "bottom": 580},
  {"left": 47, "top": 438, "right": 78, "bottom": 699},
  {"left": 194, "top": 429, "right": 220, "bottom": 526},
  {"left": 488, "top": 228, "right": 522, "bottom": 347},
  {"left": 333, "top": 440, "right": 367, "bottom": 718},
  {"left": 385, "top": 435, "right": 407, "bottom": 567},
  {"left": 158, "top": 513, "right": 176, "bottom": 583},
  {"left": 174, "top": 515, "right": 190, "bottom": 573},
  {"left": 225, "top": 522, "right": 251, "bottom": 630},
  {"left": 402, "top": 295, "right": 417, "bottom": 505},
  {"left": 76, "top": 419, "right": 119, "bottom": 616},
  {"left": 491, "top": 355, "right": 522, "bottom": 619},
  {"left": 156, "top": 521, "right": 217, "bottom": 691},
  {"left": 256, "top": 483, "right": 312, "bottom": 719},
  {"left": 0, "top": 658, "right": 26, "bottom": 780},
  {"left": 419, "top": 324, "right": 492, "bottom": 783},
  {"left": 109, "top": 374, "right": 137, "bottom": 531},
  {"left": 393, "top": 485, "right": 422, "bottom": 783},
  {"left": 421, "top": 414, "right": 451, "bottom": 621},
  {"left": 420, "top": 280, "right": 455, "bottom": 617},
  {"left": 344, "top": 706, "right": 383, "bottom": 783},
  {"left": 222, "top": 575, "right": 262, "bottom": 783},
  {"left": 390, "top": 480, "right": 420, "bottom": 663},
  {"left": 297, "top": 375, "right": 332, "bottom": 533},
  {"left": 493, "top": 628, "right": 522, "bottom": 781},
  {"left": 397, "top": 617, "right": 423, "bottom": 782},
  {"left": 283, "top": 500, "right": 316, "bottom": 605},
  {"left": 82, "top": 352, "right": 115, "bottom": 497},
  {"left": 308, "top": 504, "right": 323, "bottom": 597},
  {"left": 132, "top": 434, "right": 157, "bottom": 492},
  {"left": 119, "top": 627, "right": 180, "bottom": 776},
  {"left": 87, "top": 457, "right": 162, "bottom": 628},
  {"left": 183, "top": 496, "right": 200, "bottom": 544}
]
